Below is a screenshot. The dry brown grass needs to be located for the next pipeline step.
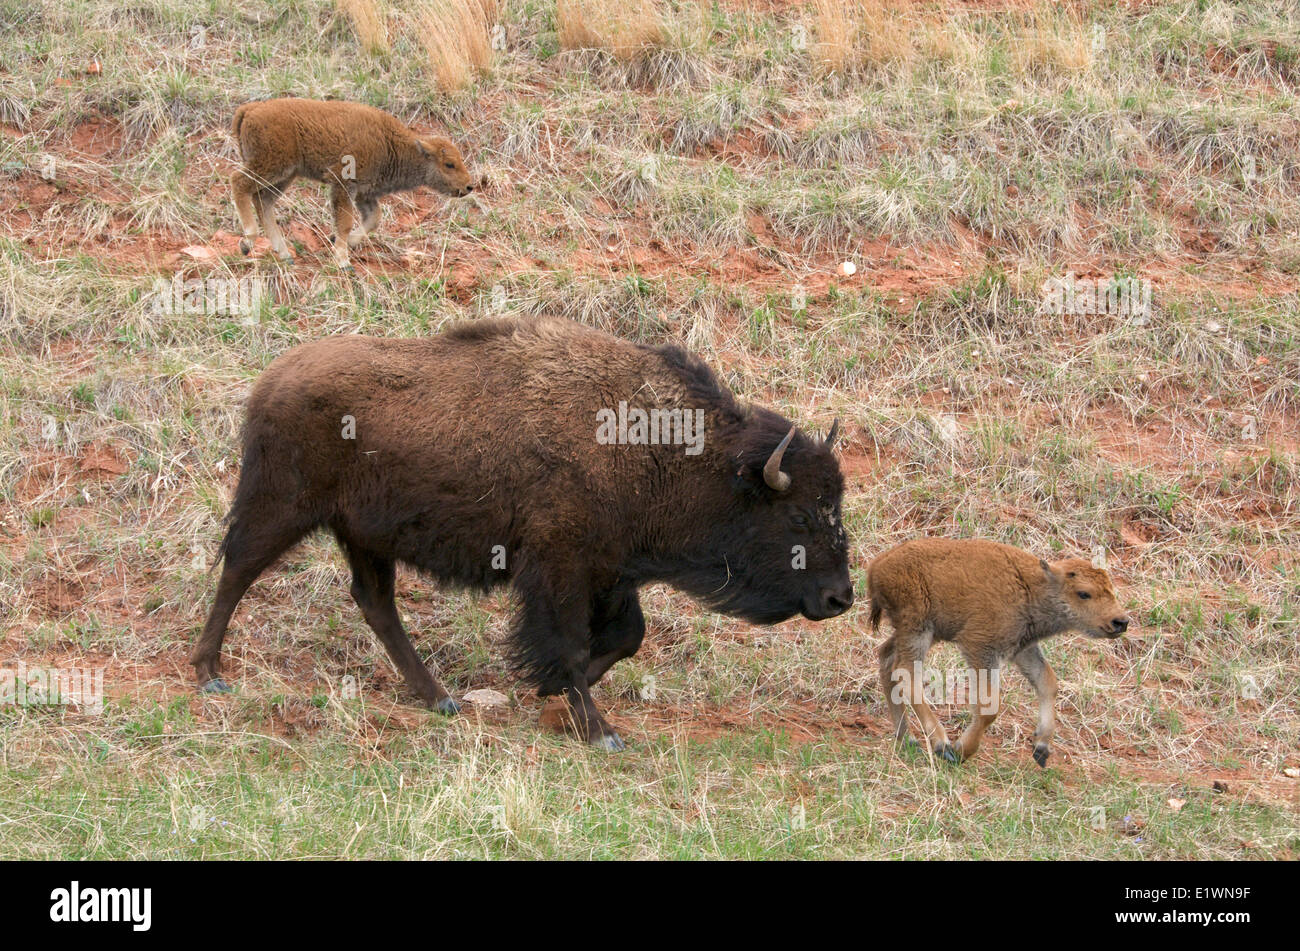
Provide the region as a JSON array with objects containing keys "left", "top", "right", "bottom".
[
  {"left": 811, "top": 0, "right": 915, "bottom": 76},
  {"left": 557, "top": 0, "right": 666, "bottom": 62},
  {"left": 416, "top": 0, "right": 499, "bottom": 91},
  {"left": 1009, "top": 2, "right": 1094, "bottom": 74},
  {"left": 337, "top": 0, "right": 390, "bottom": 56}
]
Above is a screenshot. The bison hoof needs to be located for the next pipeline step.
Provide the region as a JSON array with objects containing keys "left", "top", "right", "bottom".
[
  {"left": 591, "top": 732, "right": 625, "bottom": 752},
  {"left": 935, "top": 743, "right": 960, "bottom": 764},
  {"left": 434, "top": 696, "right": 461, "bottom": 716},
  {"left": 200, "top": 678, "right": 231, "bottom": 695},
  {"left": 238, "top": 238, "right": 252, "bottom": 255},
  {"left": 1033, "top": 743, "right": 1050, "bottom": 768}
]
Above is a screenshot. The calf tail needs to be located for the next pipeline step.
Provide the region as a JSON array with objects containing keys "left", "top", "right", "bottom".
[
  {"left": 869, "top": 596, "right": 883, "bottom": 631},
  {"left": 231, "top": 103, "right": 252, "bottom": 158}
]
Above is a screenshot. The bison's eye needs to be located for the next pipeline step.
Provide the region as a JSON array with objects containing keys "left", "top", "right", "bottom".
[
  {"left": 1077, "top": 591, "right": 1092, "bottom": 600},
  {"left": 445, "top": 161, "right": 456, "bottom": 169},
  {"left": 790, "top": 513, "right": 811, "bottom": 530}
]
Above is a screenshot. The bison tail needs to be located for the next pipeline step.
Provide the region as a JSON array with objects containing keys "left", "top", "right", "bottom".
[
  {"left": 207, "top": 428, "right": 291, "bottom": 574},
  {"left": 208, "top": 452, "right": 257, "bottom": 575},
  {"left": 868, "top": 597, "right": 883, "bottom": 631}
]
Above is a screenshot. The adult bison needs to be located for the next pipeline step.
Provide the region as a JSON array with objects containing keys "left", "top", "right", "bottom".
[{"left": 191, "top": 316, "right": 853, "bottom": 749}]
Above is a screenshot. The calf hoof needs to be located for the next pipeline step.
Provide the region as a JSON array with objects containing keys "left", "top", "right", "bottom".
[
  {"left": 1033, "top": 743, "right": 1051, "bottom": 768},
  {"left": 591, "top": 732, "right": 626, "bottom": 752},
  {"left": 935, "top": 743, "right": 960, "bottom": 764},
  {"left": 434, "top": 696, "right": 461, "bottom": 716},
  {"left": 238, "top": 238, "right": 252, "bottom": 255},
  {"left": 200, "top": 678, "right": 231, "bottom": 695}
]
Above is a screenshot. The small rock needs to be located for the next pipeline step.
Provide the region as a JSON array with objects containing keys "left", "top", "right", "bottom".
[
  {"left": 462, "top": 688, "right": 509, "bottom": 707},
  {"left": 839, "top": 261, "right": 856, "bottom": 277}
]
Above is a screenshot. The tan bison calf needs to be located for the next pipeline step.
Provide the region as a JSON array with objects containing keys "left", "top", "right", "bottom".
[
  {"left": 230, "top": 98, "right": 478, "bottom": 268},
  {"left": 867, "top": 538, "right": 1131, "bottom": 767}
]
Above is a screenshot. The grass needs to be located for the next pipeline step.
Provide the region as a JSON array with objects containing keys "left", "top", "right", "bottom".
[
  {"left": 0, "top": 0, "right": 1297, "bottom": 859},
  {"left": 337, "top": 0, "right": 391, "bottom": 57},
  {"left": 416, "top": 0, "right": 499, "bottom": 93}
]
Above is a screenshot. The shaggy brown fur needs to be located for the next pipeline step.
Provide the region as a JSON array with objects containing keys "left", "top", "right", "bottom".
[
  {"left": 230, "top": 98, "right": 477, "bottom": 268},
  {"left": 191, "top": 316, "right": 852, "bottom": 750},
  {"left": 867, "top": 538, "right": 1130, "bottom": 766}
]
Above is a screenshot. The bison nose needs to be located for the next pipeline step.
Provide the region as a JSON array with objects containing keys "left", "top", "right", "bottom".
[
  {"left": 1112, "top": 617, "right": 1130, "bottom": 634},
  {"left": 820, "top": 584, "right": 854, "bottom": 618}
]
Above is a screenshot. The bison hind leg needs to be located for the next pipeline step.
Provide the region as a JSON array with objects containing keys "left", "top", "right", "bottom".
[
  {"left": 190, "top": 506, "right": 316, "bottom": 690},
  {"left": 340, "top": 540, "right": 458, "bottom": 714}
]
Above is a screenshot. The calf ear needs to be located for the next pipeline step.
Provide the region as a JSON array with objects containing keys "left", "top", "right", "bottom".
[
  {"left": 414, "top": 137, "right": 432, "bottom": 158},
  {"left": 1040, "top": 559, "right": 1057, "bottom": 584}
]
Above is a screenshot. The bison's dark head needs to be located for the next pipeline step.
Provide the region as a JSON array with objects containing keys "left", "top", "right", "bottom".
[{"left": 673, "top": 411, "right": 853, "bottom": 625}]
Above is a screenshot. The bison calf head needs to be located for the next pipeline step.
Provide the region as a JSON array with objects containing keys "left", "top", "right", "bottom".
[
  {"left": 415, "top": 136, "right": 476, "bottom": 197},
  {"left": 707, "top": 418, "right": 853, "bottom": 625},
  {"left": 1042, "top": 558, "right": 1130, "bottom": 638}
]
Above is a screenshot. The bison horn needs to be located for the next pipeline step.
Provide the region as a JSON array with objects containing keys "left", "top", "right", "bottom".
[
  {"left": 825, "top": 418, "right": 841, "bottom": 450},
  {"left": 763, "top": 426, "right": 796, "bottom": 492}
]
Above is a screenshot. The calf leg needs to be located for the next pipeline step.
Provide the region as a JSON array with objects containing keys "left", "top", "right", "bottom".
[
  {"left": 585, "top": 584, "right": 645, "bottom": 685},
  {"left": 255, "top": 186, "right": 294, "bottom": 262},
  {"left": 1013, "top": 644, "right": 1058, "bottom": 767},
  {"left": 342, "top": 542, "right": 457, "bottom": 714},
  {"left": 232, "top": 169, "right": 259, "bottom": 255},
  {"left": 349, "top": 197, "right": 380, "bottom": 247},
  {"left": 330, "top": 185, "right": 358, "bottom": 268},
  {"left": 876, "top": 634, "right": 908, "bottom": 742},
  {"left": 955, "top": 656, "right": 1002, "bottom": 762},
  {"left": 886, "top": 625, "right": 956, "bottom": 762}
]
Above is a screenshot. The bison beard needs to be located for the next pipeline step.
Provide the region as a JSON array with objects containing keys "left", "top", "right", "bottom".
[{"left": 191, "top": 316, "right": 853, "bottom": 749}]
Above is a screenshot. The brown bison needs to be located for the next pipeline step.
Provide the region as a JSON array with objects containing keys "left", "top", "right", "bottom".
[
  {"left": 230, "top": 98, "right": 478, "bottom": 268},
  {"left": 867, "top": 538, "right": 1130, "bottom": 766},
  {"left": 191, "top": 316, "right": 853, "bottom": 749}
]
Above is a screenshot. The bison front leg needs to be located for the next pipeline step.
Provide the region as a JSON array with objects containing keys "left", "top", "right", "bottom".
[
  {"left": 585, "top": 584, "right": 645, "bottom": 686},
  {"left": 1013, "top": 644, "right": 1058, "bottom": 767},
  {"left": 513, "top": 584, "right": 624, "bottom": 751}
]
